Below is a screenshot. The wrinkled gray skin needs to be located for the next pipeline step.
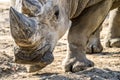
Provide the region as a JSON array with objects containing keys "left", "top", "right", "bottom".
[{"left": 10, "top": 0, "right": 120, "bottom": 72}]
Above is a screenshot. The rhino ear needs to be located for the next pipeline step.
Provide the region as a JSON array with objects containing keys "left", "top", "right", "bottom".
[{"left": 9, "top": 7, "right": 37, "bottom": 42}]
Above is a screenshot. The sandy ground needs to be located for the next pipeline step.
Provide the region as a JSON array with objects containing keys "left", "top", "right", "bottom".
[{"left": 0, "top": 1, "right": 120, "bottom": 80}]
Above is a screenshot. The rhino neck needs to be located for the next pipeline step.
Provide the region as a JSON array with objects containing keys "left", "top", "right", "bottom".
[
  {"left": 69, "top": 0, "right": 107, "bottom": 19},
  {"left": 86, "top": 0, "right": 103, "bottom": 8},
  {"left": 69, "top": 0, "right": 89, "bottom": 19}
]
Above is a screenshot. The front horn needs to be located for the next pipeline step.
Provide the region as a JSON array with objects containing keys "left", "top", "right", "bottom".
[{"left": 10, "top": 7, "right": 37, "bottom": 47}]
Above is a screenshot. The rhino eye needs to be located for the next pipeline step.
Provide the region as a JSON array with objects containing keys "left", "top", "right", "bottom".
[
  {"left": 55, "top": 10, "right": 59, "bottom": 19},
  {"left": 54, "top": 6, "right": 59, "bottom": 19}
]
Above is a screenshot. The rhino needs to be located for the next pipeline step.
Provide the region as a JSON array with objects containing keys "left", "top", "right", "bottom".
[
  {"left": 87, "top": 3, "right": 120, "bottom": 53},
  {"left": 10, "top": 0, "right": 120, "bottom": 72}
]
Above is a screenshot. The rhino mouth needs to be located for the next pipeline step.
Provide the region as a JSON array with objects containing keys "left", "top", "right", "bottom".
[{"left": 14, "top": 44, "right": 54, "bottom": 65}]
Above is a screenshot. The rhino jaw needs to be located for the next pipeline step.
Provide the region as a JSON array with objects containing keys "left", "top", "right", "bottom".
[{"left": 10, "top": 7, "right": 37, "bottom": 47}]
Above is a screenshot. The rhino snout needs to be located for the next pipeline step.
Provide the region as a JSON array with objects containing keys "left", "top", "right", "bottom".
[{"left": 14, "top": 44, "right": 54, "bottom": 65}]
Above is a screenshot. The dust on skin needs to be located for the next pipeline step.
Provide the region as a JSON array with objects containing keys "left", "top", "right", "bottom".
[{"left": 0, "top": 1, "right": 120, "bottom": 80}]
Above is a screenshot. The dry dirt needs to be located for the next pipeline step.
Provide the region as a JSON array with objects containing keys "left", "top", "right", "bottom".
[{"left": 0, "top": 2, "right": 120, "bottom": 80}]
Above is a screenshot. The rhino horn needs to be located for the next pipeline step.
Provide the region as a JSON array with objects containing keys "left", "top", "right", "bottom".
[{"left": 10, "top": 7, "right": 37, "bottom": 46}]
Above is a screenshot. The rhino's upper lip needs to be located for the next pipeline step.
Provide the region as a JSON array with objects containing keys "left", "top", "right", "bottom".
[{"left": 14, "top": 44, "right": 51, "bottom": 63}]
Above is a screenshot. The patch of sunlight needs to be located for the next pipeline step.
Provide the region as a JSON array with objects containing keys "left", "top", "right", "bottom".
[{"left": 0, "top": 0, "right": 10, "bottom": 2}]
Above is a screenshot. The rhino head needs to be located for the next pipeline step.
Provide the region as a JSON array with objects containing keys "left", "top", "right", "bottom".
[{"left": 10, "top": 0, "right": 71, "bottom": 69}]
